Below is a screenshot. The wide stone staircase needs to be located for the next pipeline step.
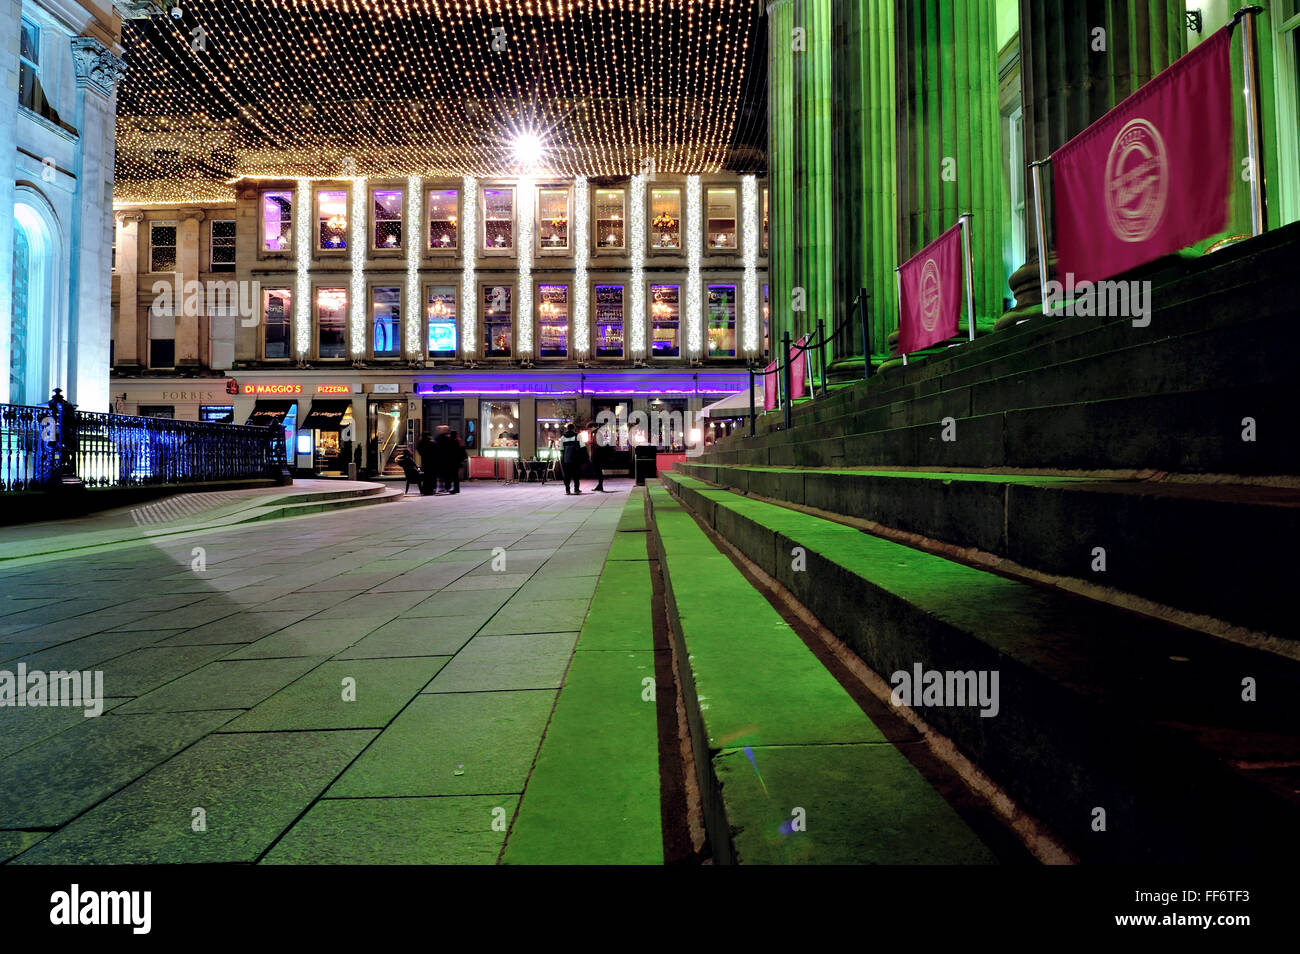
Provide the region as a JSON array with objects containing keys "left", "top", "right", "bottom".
[{"left": 651, "top": 222, "right": 1300, "bottom": 863}]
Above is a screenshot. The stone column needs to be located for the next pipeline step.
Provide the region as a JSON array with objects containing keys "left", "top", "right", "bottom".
[
  {"left": 999, "top": 0, "right": 1186, "bottom": 327},
  {"left": 0, "top": 0, "right": 21, "bottom": 403},
  {"left": 70, "top": 35, "right": 127, "bottom": 412},
  {"left": 792, "top": 0, "right": 834, "bottom": 342},
  {"left": 894, "top": 0, "right": 1005, "bottom": 348},
  {"left": 767, "top": 0, "right": 797, "bottom": 358},
  {"left": 830, "top": 0, "right": 897, "bottom": 371}
]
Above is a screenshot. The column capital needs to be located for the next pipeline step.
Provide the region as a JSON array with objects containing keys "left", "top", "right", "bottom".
[
  {"left": 115, "top": 210, "right": 145, "bottom": 227},
  {"left": 766, "top": 0, "right": 792, "bottom": 13},
  {"left": 71, "top": 36, "right": 128, "bottom": 99},
  {"left": 180, "top": 209, "right": 207, "bottom": 223}
]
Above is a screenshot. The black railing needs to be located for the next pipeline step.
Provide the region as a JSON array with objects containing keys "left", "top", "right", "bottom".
[{"left": 1, "top": 390, "right": 286, "bottom": 492}]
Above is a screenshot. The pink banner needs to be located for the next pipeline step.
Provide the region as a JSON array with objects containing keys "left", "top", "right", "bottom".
[
  {"left": 790, "top": 335, "right": 809, "bottom": 400},
  {"left": 898, "top": 221, "right": 964, "bottom": 354},
  {"left": 1052, "top": 27, "right": 1232, "bottom": 284},
  {"left": 763, "top": 360, "right": 778, "bottom": 411}
]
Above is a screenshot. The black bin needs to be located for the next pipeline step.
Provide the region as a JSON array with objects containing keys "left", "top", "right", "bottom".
[{"left": 633, "top": 445, "right": 658, "bottom": 486}]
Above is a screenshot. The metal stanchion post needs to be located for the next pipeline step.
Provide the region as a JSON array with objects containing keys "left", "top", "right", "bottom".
[{"left": 781, "top": 331, "right": 793, "bottom": 431}]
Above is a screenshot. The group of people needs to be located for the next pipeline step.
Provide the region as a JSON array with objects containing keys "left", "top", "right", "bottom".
[{"left": 415, "top": 425, "right": 468, "bottom": 495}]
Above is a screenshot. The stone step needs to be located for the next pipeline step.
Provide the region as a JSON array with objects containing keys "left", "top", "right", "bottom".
[
  {"left": 660, "top": 471, "right": 1300, "bottom": 863},
  {"left": 677, "top": 462, "right": 1300, "bottom": 640},
  {"left": 703, "top": 381, "right": 1297, "bottom": 475},
  {"left": 646, "top": 485, "right": 997, "bottom": 864}
]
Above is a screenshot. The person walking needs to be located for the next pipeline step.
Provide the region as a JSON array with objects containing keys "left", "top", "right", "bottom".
[
  {"left": 559, "top": 423, "right": 586, "bottom": 495},
  {"left": 415, "top": 433, "right": 437, "bottom": 495},
  {"left": 442, "top": 429, "right": 466, "bottom": 494},
  {"left": 590, "top": 422, "right": 609, "bottom": 492}
]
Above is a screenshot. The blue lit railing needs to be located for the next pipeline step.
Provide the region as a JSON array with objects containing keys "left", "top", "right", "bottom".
[{"left": 0, "top": 391, "right": 287, "bottom": 492}]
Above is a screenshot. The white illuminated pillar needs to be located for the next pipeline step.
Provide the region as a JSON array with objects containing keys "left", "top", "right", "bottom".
[
  {"left": 572, "top": 177, "right": 589, "bottom": 359},
  {"left": 629, "top": 173, "right": 647, "bottom": 359},
  {"left": 293, "top": 177, "right": 311, "bottom": 361},
  {"left": 405, "top": 175, "right": 423, "bottom": 360},
  {"left": 742, "top": 175, "right": 759, "bottom": 355},
  {"left": 686, "top": 175, "right": 703, "bottom": 359},
  {"left": 349, "top": 177, "right": 366, "bottom": 360},
  {"left": 516, "top": 176, "right": 534, "bottom": 357},
  {"left": 460, "top": 175, "right": 478, "bottom": 358}
]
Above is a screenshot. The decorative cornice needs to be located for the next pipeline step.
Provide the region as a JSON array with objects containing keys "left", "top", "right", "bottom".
[
  {"left": 71, "top": 36, "right": 129, "bottom": 99},
  {"left": 115, "top": 1, "right": 170, "bottom": 19}
]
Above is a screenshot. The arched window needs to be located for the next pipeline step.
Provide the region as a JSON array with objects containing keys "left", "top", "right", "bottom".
[{"left": 10, "top": 203, "right": 54, "bottom": 406}]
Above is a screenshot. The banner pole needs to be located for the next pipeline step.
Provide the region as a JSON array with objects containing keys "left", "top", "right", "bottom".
[
  {"left": 1030, "top": 159, "right": 1050, "bottom": 316},
  {"left": 816, "top": 319, "right": 828, "bottom": 396},
  {"left": 1239, "top": 6, "right": 1268, "bottom": 236},
  {"left": 782, "top": 331, "right": 793, "bottom": 431},
  {"left": 960, "top": 212, "right": 976, "bottom": 342},
  {"left": 895, "top": 266, "right": 908, "bottom": 367}
]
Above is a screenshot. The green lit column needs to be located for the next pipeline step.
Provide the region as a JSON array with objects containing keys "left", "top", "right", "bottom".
[
  {"left": 793, "top": 0, "right": 834, "bottom": 343},
  {"left": 768, "top": 0, "right": 796, "bottom": 355},
  {"left": 894, "top": 0, "right": 1005, "bottom": 354},
  {"left": 830, "top": 0, "right": 897, "bottom": 373},
  {"left": 999, "top": 0, "right": 1186, "bottom": 328}
]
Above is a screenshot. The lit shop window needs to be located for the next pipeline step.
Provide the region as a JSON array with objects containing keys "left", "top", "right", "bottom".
[
  {"left": 650, "top": 284, "right": 680, "bottom": 358},
  {"left": 150, "top": 222, "right": 177, "bottom": 272},
  {"left": 483, "top": 187, "right": 514, "bottom": 250},
  {"left": 428, "top": 189, "right": 459, "bottom": 250},
  {"left": 263, "top": 288, "right": 292, "bottom": 359},
  {"left": 372, "top": 286, "right": 401, "bottom": 358},
  {"left": 199, "top": 405, "right": 234, "bottom": 424},
  {"left": 594, "top": 284, "right": 625, "bottom": 358},
  {"left": 316, "top": 288, "right": 348, "bottom": 358},
  {"left": 372, "top": 188, "right": 403, "bottom": 249},
  {"left": 595, "top": 189, "right": 625, "bottom": 249},
  {"left": 483, "top": 400, "right": 520, "bottom": 449},
  {"left": 650, "top": 188, "right": 682, "bottom": 249},
  {"left": 538, "top": 284, "right": 569, "bottom": 358},
  {"left": 318, "top": 190, "right": 349, "bottom": 250},
  {"left": 707, "top": 188, "right": 738, "bottom": 249},
  {"left": 708, "top": 284, "right": 737, "bottom": 357},
  {"left": 762, "top": 188, "right": 769, "bottom": 252},
  {"left": 262, "top": 190, "right": 292, "bottom": 251},
  {"left": 763, "top": 284, "right": 770, "bottom": 357},
  {"left": 538, "top": 188, "right": 570, "bottom": 250},
  {"left": 483, "top": 284, "right": 513, "bottom": 357},
  {"left": 211, "top": 220, "right": 236, "bottom": 272},
  {"left": 426, "top": 286, "right": 458, "bottom": 358},
  {"left": 536, "top": 399, "right": 576, "bottom": 459}
]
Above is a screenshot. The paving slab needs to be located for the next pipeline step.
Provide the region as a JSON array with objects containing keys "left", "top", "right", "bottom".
[
  {"left": 221, "top": 617, "right": 388, "bottom": 659},
  {"left": 262, "top": 795, "right": 519, "bottom": 864},
  {"left": 333, "top": 616, "right": 482, "bottom": 659},
  {"left": 13, "top": 730, "right": 376, "bottom": 864},
  {"left": 116, "top": 657, "right": 326, "bottom": 713},
  {"left": 479, "top": 598, "right": 591, "bottom": 636},
  {"left": 424, "top": 632, "right": 579, "bottom": 692},
  {"left": 327, "top": 690, "right": 556, "bottom": 798}
]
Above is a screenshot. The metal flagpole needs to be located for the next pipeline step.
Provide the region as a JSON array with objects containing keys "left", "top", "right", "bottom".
[
  {"left": 747, "top": 362, "right": 756, "bottom": 437},
  {"left": 896, "top": 266, "right": 907, "bottom": 366},
  {"left": 1238, "top": 5, "right": 1268, "bottom": 235},
  {"left": 1029, "top": 159, "right": 1050, "bottom": 315},
  {"left": 959, "top": 212, "right": 976, "bottom": 342}
]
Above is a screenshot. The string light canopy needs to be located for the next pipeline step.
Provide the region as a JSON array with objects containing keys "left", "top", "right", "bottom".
[{"left": 114, "top": 0, "right": 768, "bottom": 206}]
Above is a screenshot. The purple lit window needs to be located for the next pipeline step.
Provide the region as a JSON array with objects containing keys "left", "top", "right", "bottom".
[
  {"left": 483, "top": 188, "right": 514, "bottom": 250},
  {"left": 316, "top": 288, "right": 347, "bottom": 358},
  {"left": 372, "top": 286, "right": 401, "bottom": 357},
  {"left": 650, "top": 285, "right": 680, "bottom": 357},
  {"left": 595, "top": 285, "right": 624, "bottom": 358},
  {"left": 427, "top": 286, "right": 458, "bottom": 357},
  {"left": 484, "top": 284, "right": 512, "bottom": 357},
  {"left": 538, "top": 284, "right": 568, "bottom": 358},
  {"left": 428, "top": 189, "right": 459, "bottom": 250},
  {"left": 263, "top": 288, "right": 291, "bottom": 359},
  {"left": 318, "top": 190, "right": 348, "bottom": 250},
  {"left": 707, "top": 284, "right": 737, "bottom": 357},
  {"left": 262, "top": 190, "right": 292, "bottom": 252},
  {"left": 373, "top": 189, "right": 403, "bottom": 249}
]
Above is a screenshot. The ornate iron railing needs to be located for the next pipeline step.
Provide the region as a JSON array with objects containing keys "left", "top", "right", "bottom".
[{"left": 1, "top": 393, "right": 286, "bottom": 492}]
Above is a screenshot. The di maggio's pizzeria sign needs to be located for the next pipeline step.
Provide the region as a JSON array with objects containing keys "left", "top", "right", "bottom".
[{"left": 243, "top": 383, "right": 352, "bottom": 395}]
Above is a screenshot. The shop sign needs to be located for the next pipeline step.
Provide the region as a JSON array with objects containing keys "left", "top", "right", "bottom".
[
  {"left": 316, "top": 384, "right": 351, "bottom": 394},
  {"left": 244, "top": 383, "right": 303, "bottom": 395},
  {"left": 372, "top": 383, "right": 400, "bottom": 394}
]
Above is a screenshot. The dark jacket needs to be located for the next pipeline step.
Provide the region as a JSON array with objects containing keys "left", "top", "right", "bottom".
[
  {"left": 439, "top": 434, "right": 467, "bottom": 471},
  {"left": 560, "top": 432, "right": 587, "bottom": 467},
  {"left": 416, "top": 435, "right": 437, "bottom": 472}
]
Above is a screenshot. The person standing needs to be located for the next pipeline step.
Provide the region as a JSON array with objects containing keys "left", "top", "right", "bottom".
[
  {"left": 559, "top": 423, "right": 586, "bottom": 495},
  {"left": 415, "top": 433, "right": 437, "bottom": 495},
  {"left": 442, "top": 429, "right": 466, "bottom": 494},
  {"left": 590, "top": 422, "right": 608, "bottom": 492}
]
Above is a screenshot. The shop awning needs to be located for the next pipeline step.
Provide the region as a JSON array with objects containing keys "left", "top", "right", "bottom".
[
  {"left": 698, "top": 385, "right": 762, "bottom": 420},
  {"left": 245, "top": 401, "right": 296, "bottom": 427},
  {"left": 300, "top": 400, "right": 353, "bottom": 430}
]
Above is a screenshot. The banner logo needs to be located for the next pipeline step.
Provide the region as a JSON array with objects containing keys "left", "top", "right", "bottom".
[
  {"left": 919, "top": 259, "right": 942, "bottom": 332},
  {"left": 1105, "top": 118, "right": 1168, "bottom": 243}
]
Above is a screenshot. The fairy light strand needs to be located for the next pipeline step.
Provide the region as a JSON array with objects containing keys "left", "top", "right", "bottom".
[
  {"left": 629, "top": 171, "right": 646, "bottom": 357},
  {"left": 742, "top": 174, "right": 759, "bottom": 354},
  {"left": 685, "top": 174, "right": 702, "bottom": 358},
  {"left": 572, "top": 176, "right": 589, "bottom": 359}
]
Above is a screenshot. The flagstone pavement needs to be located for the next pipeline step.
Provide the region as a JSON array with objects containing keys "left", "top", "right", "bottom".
[{"left": 0, "top": 480, "right": 632, "bottom": 864}]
